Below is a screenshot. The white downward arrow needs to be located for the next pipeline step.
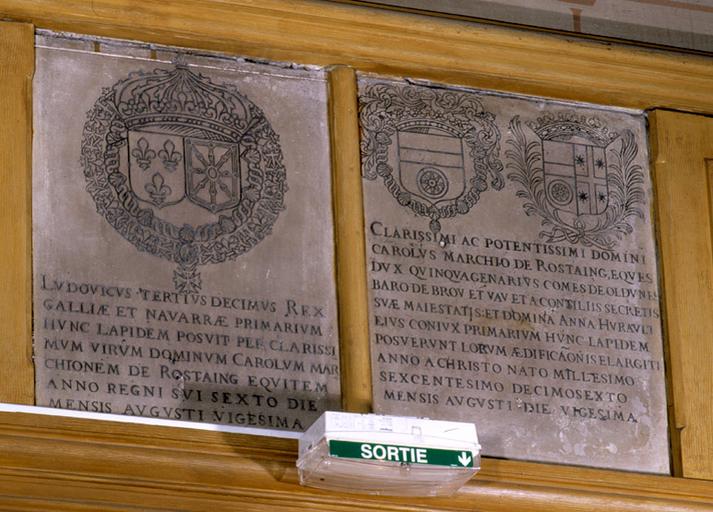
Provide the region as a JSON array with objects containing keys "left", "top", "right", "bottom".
[{"left": 457, "top": 452, "right": 472, "bottom": 467}]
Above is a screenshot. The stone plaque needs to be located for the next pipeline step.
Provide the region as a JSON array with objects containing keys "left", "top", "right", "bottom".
[
  {"left": 359, "top": 76, "right": 669, "bottom": 472},
  {"left": 32, "top": 33, "right": 340, "bottom": 433}
]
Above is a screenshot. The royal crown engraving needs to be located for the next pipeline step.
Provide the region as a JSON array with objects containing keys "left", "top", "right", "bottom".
[
  {"left": 506, "top": 112, "right": 645, "bottom": 249},
  {"left": 81, "top": 63, "right": 287, "bottom": 293},
  {"left": 359, "top": 82, "right": 504, "bottom": 234}
]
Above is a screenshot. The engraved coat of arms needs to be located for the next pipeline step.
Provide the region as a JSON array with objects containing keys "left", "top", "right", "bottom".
[
  {"left": 506, "top": 112, "right": 645, "bottom": 249},
  {"left": 81, "top": 64, "right": 287, "bottom": 292},
  {"left": 359, "top": 81, "right": 504, "bottom": 234}
]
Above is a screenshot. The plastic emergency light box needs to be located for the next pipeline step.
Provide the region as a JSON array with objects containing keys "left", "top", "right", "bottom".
[{"left": 297, "top": 412, "right": 481, "bottom": 496}]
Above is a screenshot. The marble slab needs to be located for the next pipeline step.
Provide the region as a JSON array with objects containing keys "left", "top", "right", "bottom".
[
  {"left": 32, "top": 33, "right": 341, "bottom": 433},
  {"left": 359, "top": 75, "right": 669, "bottom": 472}
]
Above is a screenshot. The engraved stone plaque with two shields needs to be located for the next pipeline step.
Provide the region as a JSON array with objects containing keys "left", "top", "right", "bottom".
[
  {"left": 359, "top": 76, "right": 669, "bottom": 472},
  {"left": 32, "top": 33, "right": 340, "bottom": 433}
]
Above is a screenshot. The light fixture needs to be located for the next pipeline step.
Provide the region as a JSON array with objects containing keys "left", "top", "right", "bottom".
[{"left": 297, "top": 412, "right": 480, "bottom": 497}]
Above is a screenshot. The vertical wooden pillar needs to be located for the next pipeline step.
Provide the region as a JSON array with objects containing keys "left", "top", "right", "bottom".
[
  {"left": 0, "top": 21, "right": 34, "bottom": 404},
  {"left": 327, "top": 66, "right": 372, "bottom": 413},
  {"left": 650, "top": 109, "right": 713, "bottom": 480}
]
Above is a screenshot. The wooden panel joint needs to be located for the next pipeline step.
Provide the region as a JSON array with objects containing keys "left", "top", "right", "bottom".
[
  {"left": 0, "top": 20, "right": 35, "bottom": 405},
  {"left": 327, "top": 65, "right": 372, "bottom": 413}
]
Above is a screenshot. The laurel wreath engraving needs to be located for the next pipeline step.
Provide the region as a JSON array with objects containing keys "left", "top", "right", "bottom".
[
  {"left": 506, "top": 115, "right": 645, "bottom": 250},
  {"left": 81, "top": 65, "right": 286, "bottom": 293}
]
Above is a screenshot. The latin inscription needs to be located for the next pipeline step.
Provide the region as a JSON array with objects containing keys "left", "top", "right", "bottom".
[
  {"left": 32, "top": 34, "right": 341, "bottom": 432},
  {"left": 359, "top": 78, "right": 668, "bottom": 473},
  {"left": 37, "top": 275, "right": 336, "bottom": 430},
  {"left": 368, "top": 225, "right": 659, "bottom": 427}
]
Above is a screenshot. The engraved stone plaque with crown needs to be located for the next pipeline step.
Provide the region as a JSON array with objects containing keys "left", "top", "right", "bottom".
[
  {"left": 32, "top": 33, "right": 340, "bottom": 433},
  {"left": 360, "top": 76, "right": 669, "bottom": 473}
]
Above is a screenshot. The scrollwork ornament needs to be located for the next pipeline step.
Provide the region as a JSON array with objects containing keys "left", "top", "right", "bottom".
[
  {"left": 359, "top": 81, "right": 504, "bottom": 234},
  {"left": 81, "top": 64, "right": 287, "bottom": 293},
  {"left": 505, "top": 112, "right": 645, "bottom": 250}
]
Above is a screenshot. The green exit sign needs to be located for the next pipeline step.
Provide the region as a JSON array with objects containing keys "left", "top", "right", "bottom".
[{"left": 328, "top": 440, "right": 475, "bottom": 468}]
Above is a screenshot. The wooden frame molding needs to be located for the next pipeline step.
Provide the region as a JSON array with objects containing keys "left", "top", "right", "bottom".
[
  {"left": 328, "top": 66, "right": 373, "bottom": 413},
  {"left": 1, "top": 411, "right": 712, "bottom": 511},
  {"left": 0, "top": 21, "right": 34, "bottom": 405},
  {"left": 0, "top": 0, "right": 712, "bottom": 115},
  {"left": 650, "top": 110, "right": 713, "bottom": 480},
  {"left": 1, "top": 1, "right": 713, "bottom": 509}
]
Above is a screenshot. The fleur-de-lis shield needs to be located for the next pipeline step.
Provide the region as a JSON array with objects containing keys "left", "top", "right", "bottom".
[
  {"left": 542, "top": 140, "right": 609, "bottom": 215},
  {"left": 396, "top": 127, "right": 466, "bottom": 204},
  {"left": 128, "top": 130, "right": 187, "bottom": 208}
]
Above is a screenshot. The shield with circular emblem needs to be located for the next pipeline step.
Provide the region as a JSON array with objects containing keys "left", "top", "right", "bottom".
[
  {"left": 185, "top": 138, "right": 241, "bottom": 213},
  {"left": 396, "top": 126, "right": 466, "bottom": 206},
  {"left": 507, "top": 111, "right": 645, "bottom": 250},
  {"left": 542, "top": 139, "right": 609, "bottom": 216},
  {"left": 359, "top": 81, "right": 504, "bottom": 234}
]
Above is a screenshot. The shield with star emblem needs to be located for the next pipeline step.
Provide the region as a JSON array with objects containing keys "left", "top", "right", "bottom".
[
  {"left": 542, "top": 139, "right": 608, "bottom": 216},
  {"left": 185, "top": 138, "right": 241, "bottom": 213}
]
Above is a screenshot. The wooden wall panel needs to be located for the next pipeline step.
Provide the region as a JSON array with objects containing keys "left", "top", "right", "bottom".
[
  {"left": 328, "top": 66, "right": 373, "bottom": 413},
  {"left": 0, "top": 1, "right": 712, "bottom": 114},
  {"left": 0, "top": 1, "right": 712, "bottom": 509},
  {"left": 650, "top": 110, "right": 713, "bottom": 481},
  {"left": 0, "top": 21, "right": 34, "bottom": 404},
  {"left": 0, "top": 411, "right": 712, "bottom": 511}
]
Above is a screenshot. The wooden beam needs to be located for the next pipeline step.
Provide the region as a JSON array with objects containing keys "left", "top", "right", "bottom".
[
  {"left": 0, "top": 1, "right": 712, "bottom": 114},
  {"left": 650, "top": 109, "right": 713, "bottom": 480},
  {"left": 0, "top": 21, "right": 34, "bottom": 404},
  {"left": 328, "top": 66, "right": 372, "bottom": 413},
  {"left": 1, "top": 411, "right": 712, "bottom": 511}
]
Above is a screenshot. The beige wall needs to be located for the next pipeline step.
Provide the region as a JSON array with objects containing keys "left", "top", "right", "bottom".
[{"left": 360, "top": 0, "right": 713, "bottom": 51}]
